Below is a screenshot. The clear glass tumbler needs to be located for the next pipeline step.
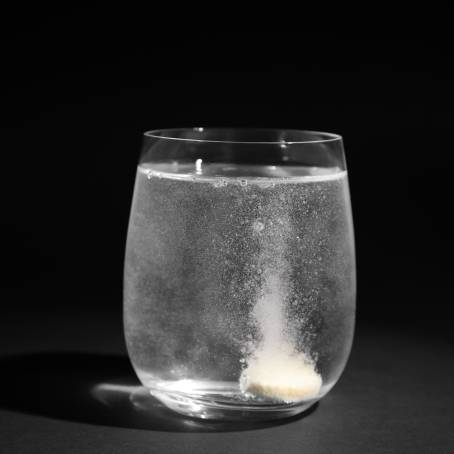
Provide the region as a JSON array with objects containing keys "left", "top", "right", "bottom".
[{"left": 124, "top": 128, "right": 356, "bottom": 420}]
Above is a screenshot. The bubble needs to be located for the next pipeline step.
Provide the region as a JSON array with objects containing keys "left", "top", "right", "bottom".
[
  {"left": 147, "top": 171, "right": 153, "bottom": 180},
  {"left": 240, "top": 179, "right": 248, "bottom": 187},
  {"left": 222, "top": 179, "right": 228, "bottom": 186},
  {"left": 253, "top": 220, "right": 265, "bottom": 233}
]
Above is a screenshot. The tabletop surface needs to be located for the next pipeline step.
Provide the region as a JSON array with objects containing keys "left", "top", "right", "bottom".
[{"left": 1, "top": 307, "right": 453, "bottom": 454}]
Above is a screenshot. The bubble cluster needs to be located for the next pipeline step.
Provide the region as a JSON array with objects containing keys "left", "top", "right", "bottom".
[
  {"left": 125, "top": 161, "right": 355, "bottom": 404},
  {"left": 252, "top": 220, "right": 265, "bottom": 233}
]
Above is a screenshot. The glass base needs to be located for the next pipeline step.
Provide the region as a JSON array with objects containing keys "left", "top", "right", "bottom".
[{"left": 144, "top": 387, "right": 318, "bottom": 421}]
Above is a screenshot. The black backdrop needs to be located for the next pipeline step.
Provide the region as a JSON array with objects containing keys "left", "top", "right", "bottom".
[{"left": 1, "top": 13, "right": 452, "bottom": 334}]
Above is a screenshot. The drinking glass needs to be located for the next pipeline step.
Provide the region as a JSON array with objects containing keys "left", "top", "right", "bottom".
[{"left": 124, "top": 128, "right": 356, "bottom": 420}]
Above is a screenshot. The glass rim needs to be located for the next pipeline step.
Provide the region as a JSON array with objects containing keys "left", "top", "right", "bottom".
[{"left": 143, "top": 128, "right": 342, "bottom": 145}]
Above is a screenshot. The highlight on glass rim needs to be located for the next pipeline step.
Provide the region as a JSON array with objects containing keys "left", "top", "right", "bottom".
[{"left": 124, "top": 128, "right": 356, "bottom": 420}]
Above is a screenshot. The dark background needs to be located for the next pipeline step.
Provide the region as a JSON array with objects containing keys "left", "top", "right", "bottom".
[
  {"left": 1, "top": 12, "right": 453, "bottom": 335},
  {"left": 1, "top": 10, "right": 454, "bottom": 454}
]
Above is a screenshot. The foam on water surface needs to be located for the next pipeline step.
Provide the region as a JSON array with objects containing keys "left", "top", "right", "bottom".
[{"left": 139, "top": 162, "right": 346, "bottom": 184}]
